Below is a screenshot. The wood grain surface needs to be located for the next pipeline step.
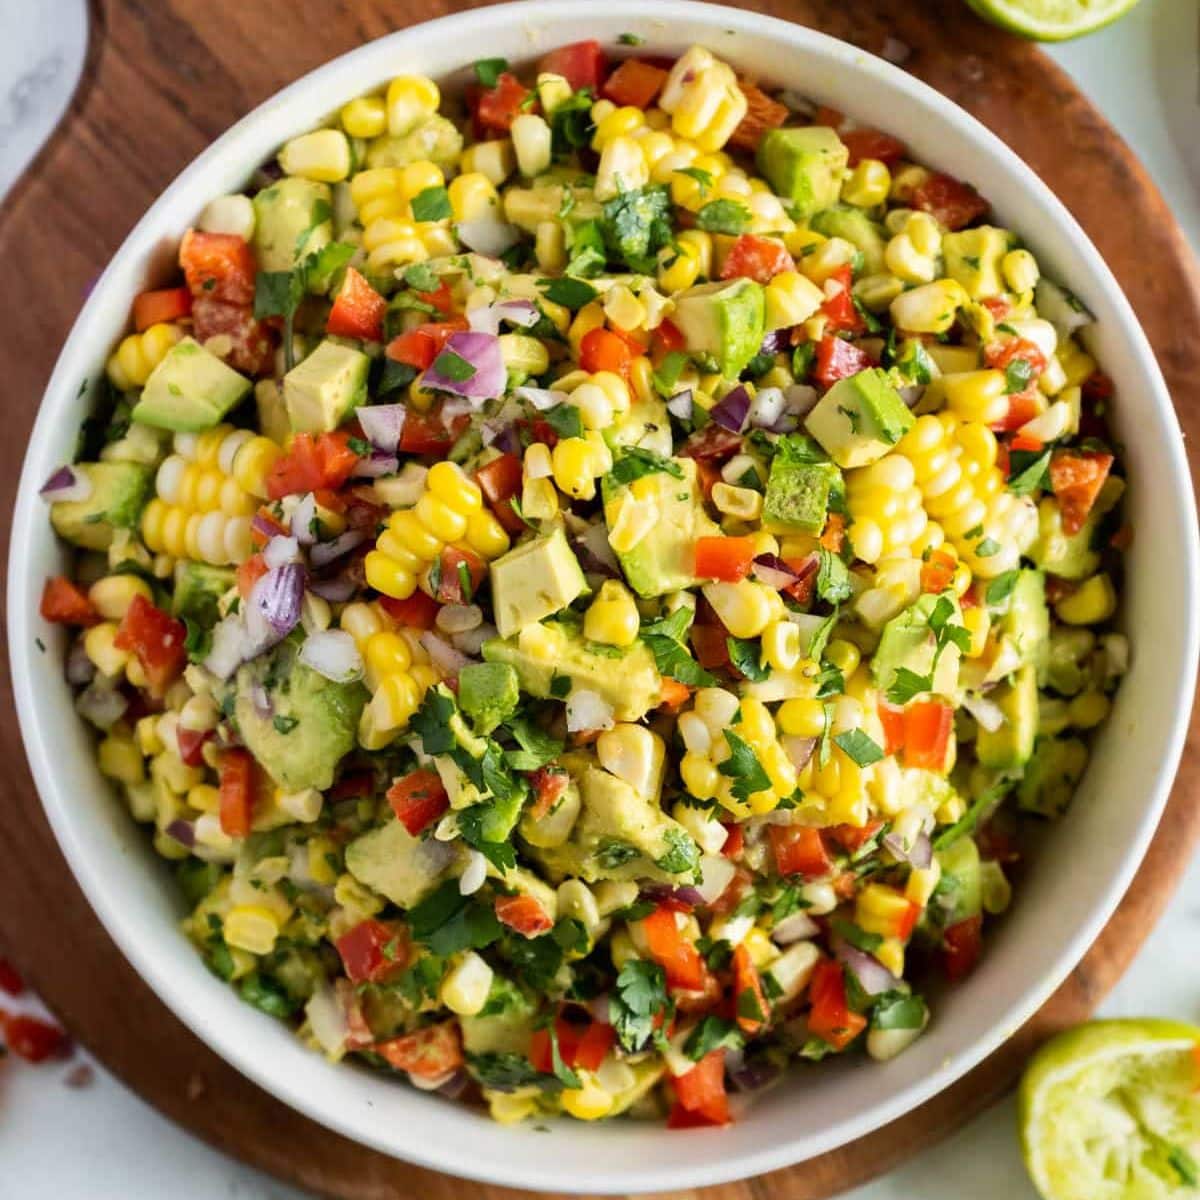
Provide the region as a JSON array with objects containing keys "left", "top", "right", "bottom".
[{"left": 1, "top": 2, "right": 1197, "bottom": 1198}]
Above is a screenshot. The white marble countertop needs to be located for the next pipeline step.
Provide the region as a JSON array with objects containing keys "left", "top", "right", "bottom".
[{"left": 1, "top": 0, "right": 1196, "bottom": 1196}]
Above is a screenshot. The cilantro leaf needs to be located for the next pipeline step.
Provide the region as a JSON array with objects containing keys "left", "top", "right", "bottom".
[
  {"left": 985, "top": 571, "right": 1020, "bottom": 606},
  {"left": 933, "top": 780, "right": 1009, "bottom": 850},
  {"left": 272, "top": 714, "right": 299, "bottom": 735},
  {"left": 502, "top": 714, "right": 564, "bottom": 771},
  {"left": 831, "top": 916, "right": 883, "bottom": 953},
  {"left": 655, "top": 827, "right": 701, "bottom": 878},
  {"left": 431, "top": 349, "right": 475, "bottom": 382},
  {"left": 872, "top": 992, "right": 928, "bottom": 1031},
  {"left": 684, "top": 1015, "right": 744, "bottom": 1061},
  {"left": 410, "top": 687, "right": 457, "bottom": 755},
  {"left": 609, "top": 959, "right": 668, "bottom": 1053},
  {"left": 727, "top": 636, "right": 770, "bottom": 682},
  {"left": 545, "top": 403, "right": 584, "bottom": 440},
  {"left": 1004, "top": 357, "right": 1036, "bottom": 394},
  {"left": 402, "top": 261, "right": 441, "bottom": 292},
  {"left": 886, "top": 666, "right": 933, "bottom": 706},
  {"left": 1007, "top": 448, "right": 1051, "bottom": 496},
  {"left": 718, "top": 730, "right": 772, "bottom": 802},
  {"left": 833, "top": 729, "right": 885, "bottom": 767},
  {"left": 640, "top": 606, "right": 716, "bottom": 688},
  {"left": 806, "top": 607, "right": 839, "bottom": 663},
  {"left": 473, "top": 57, "right": 508, "bottom": 88},
  {"left": 696, "top": 198, "right": 751, "bottom": 236},
  {"left": 595, "top": 839, "right": 640, "bottom": 869},
  {"left": 1167, "top": 1144, "right": 1199, "bottom": 1188},
  {"left": 608, "top": 447, "right": 683, "bottom": 486},
  {"left": 539, "top": 276, "right": 598, "bottom": 310},
  {"left": 618, "top": 32, "right": 646, "bottom": 46},
  {"left": 601, "top": 184, "right": 673, "bottom": 273},
  {"left": 457, "top": 804, "right": 517, "bottom": 874},
  {"left": 975, "top": 536, "right": 1001, "bottom": 558},
  {"left": 674, "top": 166, "right": 713, "bottom": 196},
  {"left": 816, "top": 547, "right": 852, "bottom": 604},
  {"left": 652, "top": 350, "right": 689, "bottom": 399},
  {"left": 466, "top": 1051, "right": 544, "bottom": 1092},
  {"left": 408, "top": 881, "right": 503, "bottom": 956}
]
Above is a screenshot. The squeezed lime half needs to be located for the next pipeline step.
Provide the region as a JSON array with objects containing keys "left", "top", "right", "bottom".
[{"left": 964, "top": 0, "right": 1142, "bottom": 41}]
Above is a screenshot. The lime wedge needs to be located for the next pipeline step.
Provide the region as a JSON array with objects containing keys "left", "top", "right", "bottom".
[
  {"left": 1020, "top": 1019, "right": 1200, "bottom": 1199},
  {"left": 964, "top": 0, "right": 1141, "bottom": 41}
]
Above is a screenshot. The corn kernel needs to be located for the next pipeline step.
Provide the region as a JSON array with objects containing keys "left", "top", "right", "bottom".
[
  {"left": 386, "top": 75, "right": 440, "bottom": 137},
  {"left": 440, "top": 951, "right": 494, "bottom": 1016},
  {"left": 583, "top": 580, "right": 640, "bottom": 648},
  {"left": 223, "top": 906, "right": 281, "bottom": 956},
  {"left": 278, "top": 129, "right": 351, "bottom": 183},
  {"left": 1056, "top": 574, "right": 1116, "bottom": 625},
  {"left": 340, "top": 95, "right": 387, "bottom": 139}
]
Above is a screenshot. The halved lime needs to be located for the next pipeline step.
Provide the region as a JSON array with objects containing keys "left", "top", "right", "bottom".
[
  {"left": 964, "top": 0, "right": 1142, "bottom": 41},
  {"left": 1019, "top": 1019, "right": 1200, "bottom": 1199}
]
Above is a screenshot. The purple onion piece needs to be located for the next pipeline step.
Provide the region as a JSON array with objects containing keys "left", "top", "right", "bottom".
[
  {"left": 248, "top": 563, "right": 305, "bottom": 640},
  {"left": 309, "top": 574, "right": 357, "bottom": 603},
  {"left": 782, "top": 735, "right": 817, "bottom": 771},
  {"left": 759, "top": 327, "right": 794, "bottom": 356},
  {"left": 64, "top": 638, "right": 96, "bottom": 686},
  {"left": 782, "top": 383, "right": 820, "bottom": 420},
  {"left": 728, "top": 1058, "right": 782, "bottom": 1093},
  {"left": 435, "top": 1070, "right": 470, "bottom": 1100},
  {"left": 751, "top": 553, "right": 800, "bottom": 590},
  {"left": 310, "top": 529, "right": 367, "bottom": 569},
  {"left": 357, "top": 404, "right": 407, "bottom": 454},
  {"left": 666, "top": 389, "right": 694, "bottom": 420},
  {"left": 251, "top": 511, "right": 280, "bottom": 541},
  {"left": 833, "top": 938, "right": 902, "bottom": 996},
  {"left": 40, "top": 465, "right": 91, "bottom": 502},
  {"left": 710, "top": 384, "right": 751, "bottom": 433},
  {"left": 492, "top": 423, "right": 523, "bottom": 457},
  {"left": 898, "top": 384, "right": 926, "bottom": 409},
  {"left": 423, "top": 331, "right": 505, "bottom": 401},
  {"left": 641, "top": 884, "right": 706, "bottom": 909},
  {"left": 165, "top": 819, "right": 196, "bottom": 849},
  {"left": 882, "top": 830, "right": 932, "bottom": 869},
  {"left": 352, "top": 451, "right": 400, "bottom": 478}
]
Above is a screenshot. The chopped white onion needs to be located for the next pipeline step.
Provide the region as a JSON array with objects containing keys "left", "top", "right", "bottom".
[
  {"left": 459, "top": 849, "right": 488, "bottom": 896},
  {"left": 263, "top": 535, "right": 301, "bottom": 568},
  {"left": 203, "top": 615, "right": 246, "bottom": 681},
  {"left": 299, "top": 630, "right": 363, "bottom": 683},
  {"left": 771, "top": 911, "right": 820, "bottom": 945},
  {"left": 305, "top": 983, "right": 350, "bottom": 1056},
  {"left": 290, "top": 493, "right": 317, "bottom": 545},
  {"left": 456, "top": 218, "right": 522, "bottom": 257},
  {"left": 420, "top": 631, "right": 471, "bottom": 676},
  {"left": 514, "top": 385, "right": 567, "bottom": 411},
  {"left": 695, "top": 854, "right": 737, "bottom": 905},
  {"left": 962, "top": 692, "right": 1005, "bottom": 733},
  {"left": 565, "top": 688, "right": 615, "bottom": 733}
]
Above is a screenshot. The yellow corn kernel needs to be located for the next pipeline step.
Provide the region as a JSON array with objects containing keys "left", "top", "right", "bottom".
[
  {"left": 764, "top": 270, "right": 824, "bottom": 331},
  {"left": 511, "top": 113, "right": 553, "bottom": 177},
  {"left": 605, "top": 491, "right": 657, "bottom": 553},
  {"left": 487, "top": 1091, "right": 539, "bottom": 1124},
  {"left": 363, "top": 630, "right": 413, "bottom": 687},
  {"left": 583, "top": 580, "right": 640, "bottom": 648},
  {"left": 1056, "top": 573, "right": 1117, "bottom": 625},
  {"left": 875, "top": 938, "right": 906, "bottom": 978},
  {"left": 842, "top": 159, "right": 892, "bottom": 208},
  {"left": 941, "top": 371, "right": 1009, "bottom": 425},
  {"left": 603, "top": 285, "right": 646, "bottom": 333},
  {"left": 427, "top": 461, "right": 482, "bottom": 513},
  {"left": 98, "top": 735, "right": 144, "bottom": 785},
  {"left": 711, "top": 482, "right": 763, "bottom": 521},
  {"left": 231, "top": 436, "right": 282, "bottom": 499},
  {"left": 885, "top": 231, "right": 937, "bottom": 285},
  {"left": 759, "top": 620, "right": 801, "bottom": 673},
  {"left": 340, "top": 95, "right": 387, "bottom": 139},
  {"left": 890, "top": 279, "right": 968, "bottom": 334},
  {"left": 465, "top": 510, "right": 510, "bottom": 559},
  {"left": 962, "top": 605, "right": 990, "bottom": 657},
  {"left": 459, "top": 139, "right": 515, "bottom": 188},
  {"left": 537, "top": 71, "right": 572, "bottom": 114},
  {"left": 385, "top": 74, "right": 440, "bottom": 137},
  {"left": 702, "top": 579, "right": 774, "bottom": 639},
  {"left": 595, "top": 135, "right": 649, "bottom": 202},
  {"left": 84, "top": 622, "right": 130, "bottom": 678},
  {"left": 660, "top": 48, "right": 747, "bottom": 152},
  {"left": 88, "top": 573, "right": 153, "bottom": 621},
  {"left": 440, "top": 951, "right": 494, "bottom": 1016},
  {"left": 278, "top": 129, "right": 351, "bottom": 183},
  {"left": 551, "top": 437, "right": 599, "bottom": 500},
  {"left": 560, "top": 1075, "right": 614, "bottom": 1121},
  {"left": 1002, "top": 248, "right": 1039, "bottom": 294},
  {"left": 106, "top": 323, "right": 183, "bottom": 390},
  {"left": 364, "top": 550, "right": 417, "bottom": 599},
  {"left": 372, "top": 671, "right": 423, "bottom": 732},
  {"left": 535, "top": 221, "right": 567, "bottom": 273},
  {"left": 856, "top": 883, "right": 915, "bottom": 939},
  {"left": 223, "top": 906, "right": 281, "bottom": 956},
  {"left": 186, "top": 784, "right": 220, "bottom": 815},
  {"left": 499, "top": 334, "right": 550, "bottom": 376},
  {"left": 742, "top": 926, "right": 777, "bottom": 970},
  {"left": 1068, "top": 690, "right": 1111, "bottom": 729},
  {"left": 592, "top": 105, "right": 644, "bottom": 150},
  {"left": 447, "top": 172, "right": 499, "bottom": 223},
  {"left": 680, "top": 753, "right": 720, "bottom": 801},
  {"left": 906, "top": 861, "right": 942, "bottom": 907},
  {"left": 777, "top": 697, "right": 826, "bottom": 739}
]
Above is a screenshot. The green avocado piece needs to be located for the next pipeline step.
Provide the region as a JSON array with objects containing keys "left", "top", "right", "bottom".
[
  {"left": 872, "top": 593, "right": 963, "bottom": 699},
  {"left": 1041, "top": 629, "right": 1096, "bottom": 696},
  {"left": 254, "top": 379, "right": 292, "bottom": 446},
  {"left": 1030, "top": 477, "right": 1124, "bottom": 581},
  {"left": 975, "top": 663, "right": 1038, "bottom": 770},
  {"left": 941, "top": 226, "right": 1013, "bottom": 300},
  {"left": 804, "top": 367, "right": 915, "bottom": 468},
  {"left": 345, "top": 818, "right": 458, "bottom": 910},
  {"left": 670, "top": 278, "right": 765, "bottom": 380},
  {"left": 482, "top": 622, "right": 660, "bottom": 724},
  {"left": 457, "top": 662, "right": 520, "bottom": 734},
  {"left": 171, "top": 561, "right": 235, "bottom": 631},
  {"left": 522, "top": 752, "right": 698, "bottom": 885},
  {"left": 600, "top": 458, "right": 720, "bottom": 598},
  {"left": 762, "top": 456, "right": 840, "bottom": 534},
  {"left": 757, "top": 126, "right": 848, "bottom": 217},
  {"left": 252, "top": 176, "right": 332, "bottom": 274},
  {"left": 365, "top": 115, "right": 464, "bottom": 170},
  {"left": 234, "top": 640, "right": 367, "bottom": 792},
  {"left": 1017, "top": 736, "right": 1089, "bottom": 817},
  {"left": 488, "top": 527, "right": 587, "bottom": 639},
  {"left": 998, "top": 569, "right": 1050, "bottom": 677},
  {"left": 50, "top": 461, "right": 153, "bottom": 550},
  {"left": 607, "top": 392, "right": 673, "bottom": 458},
  {"left": 283, "top": 339, "right": 370, "bottom": 433},
  {"left": 460, "top": 986, "right": 536, "bottom": 1056},
  {"left": 132, "top": 338, "right": 252, "bottom": 433},
  {"left": 936, "top": 835, "right": 982, "bottom": 923},
  {"left": 811, "top": 206, "right": 888, "bottom": 276}
]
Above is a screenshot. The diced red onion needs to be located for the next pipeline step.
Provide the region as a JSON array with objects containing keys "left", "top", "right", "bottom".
[
  {"left": 251, "top": 511, "right": 280, "bottom": 542},
  {"left": 263, "top": 535, "right": 301, "bottom": 569},
  {"left": 436, "top": 1070, "right": 471, "bottom": 1100},
  {"left": 962, "top": 692, "right": 1005, "bottom": 733},
  {"left": 666, "top": 389, "right": 694, "bottom": 420},
  {"left": 771, "top": 910, "right": 819, "bottom": 944},
  {"left": 300, "top": 629, "right": 363, "bottom": 683},
  {"left": 40, "top": 464, "right": 92, "bottom": 503},
  {"left": 759, "top": 328, "right": 794, "bottom": 356},
  {"left": 455, "top": 218, "right": 522, "bottom": 257},
  {"left": 467, "top": 299, "right": 539, "bottom": 335},
  {"left": 728, "top": 1058, "right": 782, "bottom": 1093},
  {"left": 883, "top": 830, "right": 933, "bottom": 869},
  {"left": 310, "top": 529, "right": 367, "bottom": 568},
  {"left": 246, "top": 563, "right": 305, "bottom": 641},
  {"left": 420, "top": 631, "right": 472, "bottom": 677},
  {"left": 488, "top": 423, "right": 523, "bottom": 456},
  {"left": 695, "top": 854, "right": 737, "bottom": 904},
  {"left": 565, "top": 688, "right": 614, "bottom": 733},
  {"left": 290, "top": 493, "right": 317, "bottom": 545},
  {"left": 65, "top": 638, "right": 96, "bottom": 686},
  {"left": 204, "top": 615, "right": 246, "bottom": 681},
  {"left": 643, "top": 883, "right": 705, "bottom": 908},
  {"left": 748, "top": 387, "right": 786, "bottom": 430},
  {"left": 305, "top": 982, "right": 350, "bottom": 1056},
  {"left": 76, "top": 682, "right": 128, "bottom": 729},
  {"left": 710, "top": 384, "right": 750, "bottom": 433},
  {"left": 165, "top": 819, "right": 196, "bottom": 849},
  {"left": 514, "top": 385, "right": 567, "bottom": 411},
  {"left": 782, "top": 735, "right": 817, "bottom": 770},
  {"left": 834, "top": 938, "right": 902, "bottom": 996},
  {"left": 423, "top": 331, "right": 505, "bottom": 401},
  {"left": 752, "top": 553, "right": 801, "bottom": 590},
  {"left": 353, "top": 451, "right": 400, "bottom": 478},
  {"left": 898, "top": 384, "right": 925, "bottom": 409},
  {"left": 309, "top": 574, "right": 357, "bottom": 603},
  {"left": 357, "top": 404, "right": 407, "bottom": 454}
]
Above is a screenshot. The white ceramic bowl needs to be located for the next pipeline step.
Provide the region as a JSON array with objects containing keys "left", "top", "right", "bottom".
[{"left": 9, "top": 1, "right": 1199, "bottom": 1191}]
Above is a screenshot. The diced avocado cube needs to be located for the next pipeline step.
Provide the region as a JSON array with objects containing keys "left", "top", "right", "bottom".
[
  {"left": 1030, "top": 477, "right": 1124, "bottom": 581},
  {"left": 253, "top": 176, "right": 332, "bottom": 274},
  {"left": 757, "top": 126, "right": 848, "bottom": 218},
  {"left": 871, "top": 593, "right": 963, "bottom": 699},
  {"left": 942, "top": 226, "right": 1013, "bottom": 300},
  {"left": 172, "top": 561, "right": 235, "bottom": 631},
  {"left": 50, "top": 461, "right": 153, "bottom": 550},
  {"left": 488, "top": 527, "right": 587, "bottom": 639},
  {"left": 483, "top": 622, "right": 660, "bottom": 723},
  {"left": 762, "top": 457, "right": 840, "bottom": 534},
  {"left": 936, "top": 835, "right": 982, "bottom": 923},
  {"left": 607, "top": 392, "right": 673, "bottom": 458},
  {"left": 460, "top": 998, "right": 535, "bottom": 1058},
  {"left": 283, "top": 339, "right": 370, "bottom": 433},
  {"left": 975, "top": 664, "right": 1038, "bottom": 770},
  {"left": 1017, "top": 736, "right": 1089, "bottom": 817},
  {"left": 345, "top": 819, "right": 457, "bottom": 909},
  {"left": 811, "top": 206, "right": 887, "bottom": 276},
  {"left": 600, "top": 458, "right": 720, "bottom": 598},
  {"left": 457, "top": 662, "right": 520, "bottom": 734},
  {"left": 998, "top": 569, "right": 1049, "bottom": 677},
  {"left": 365, "top": 115, "right": 464, "bottom": 171},
  {"left": 233, "top": 640, "right": 367, "bottom": 792},
  {"left": 670, "top": 278, "right": 765, "bottom": 380},
  {"left": 804, "top": 367, "right": 915, "bottom": 468},
  {"left": 254, "top": 379, "right": 292, "bottom": 446},
  {"left": 132, "top": 338, "right": 252, "bottom": 433}
]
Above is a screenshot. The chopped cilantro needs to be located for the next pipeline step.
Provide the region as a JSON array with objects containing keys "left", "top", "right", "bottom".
[
  {"left": 545, "top": 403, "right": 584, "bottom": 440},
  {"left": 610, "top": 959, "right": 668, "bottom": 1053},
  {"left": 655, "top": 828, "right": 701, "bottom": 878},
  {"left": 727, "top": 635, "right": 770, "bottom": 682},
  {"left": 617, "top": 32, "right": 645, "bottom": 45},
  {"left": 467, "top": 1051, "right": 544, "bottom": 1091},
  {"left": 816, "top": 547, "right": 852, "bottom": 604},
  {"left": 539, "top": 276, "right": 598, "bottom": 310},
  {"left": 833, "top": 729, "right": 885, "bottom": 767},
  {"left": 652, "top": 350, "right": 689, "bottom": 398},
  {"left": 695, "top": 198, "right": 751, "bottom": 236},
  {"left": 718, "top": 730, "right": 772, "bottom": 802},
  {"left": 1007, "top": 448, "right": 1051, "bottom": 496},
  {"left": 403, "top": 262, "right": 441, "bottom": 292},
  {"left": 595, "top": 839, "right": 640, "bottom": 869},
  {"left": 872, "top": 992, "right": 928, "bottom": 1031},
  {"left": 608, "top": 447, "right": 683, "bottom": 485},
  {"left": 986, "top": 570, "right": 1020, "bottom": 606},
  {"left": 674, "top": 166, "right": 713, "bottom": 196},
  {"left": 272, "top": 714, "right": 299, "bottom": 735},
  {"left": 975, "top": 536, "right": 1001, "bottom": 558},
  {"left": 684, "top": 1015, "right": 744, "bottom": 1061},
  {"left": 410, "top": 687, "right": 457, "bottom": 754},
  {"left": 408, "top": 881, "right": 504, "bottom": 957},
  {"left": 1003, "top": 357, "right": 1036, "bottom": 394},
  {"left": 430, "top": 349, "right": 476, "bottom": 382},
  {"left": 601, "top": 184, "right": 673, "bottom": 273},
  {"left": 831, "top": 916, "right": 883, "bottom": 953},
  {"left": 473, "top": 57, "right": 508, "bottom": 88}
]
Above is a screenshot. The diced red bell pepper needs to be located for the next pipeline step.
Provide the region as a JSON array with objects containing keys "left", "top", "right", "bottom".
[
  {"left": 387, "top": 768, "right": 449, "bottom": 836},
  {"left": 433, "top": 545, "right": 487, "bottom": 605},
  {"left": 335, "top": 918, "right": 408, "bottom": 984},
  {"left": 133, "top": 286, "right": 193, "bottom": 332},
  {"left": 474, "top": 452, "right": 525, "bottom": 535},
  {"left": 769, "top": 825, "right": 832, "bottom": 879},
  {"left": 113, "top": 593, "right": 186, "bottom": 694},
  {"left": 806, "top": 960, "right": 867, "bottom": 1051},
  {"left": 652, "top": 318, "right": 687, "bottom": 357},
  {"left": 985, "top": 335, "right": 1047, "bottom": 376},
  {"left": 579, "top": 327, "right": 635, "bottom": 378},
  {"left": 191, "top": 295, "right": 275, "bottom": 376},
  {"left": 658, "top": 678, "right": 693, "bottom": 712},
  {"left": 326, "top": 267, "right": 387, "bottom": 342},
  {"left": 721, "top": 823, "right": 744, "bottom": 860},
  {"left": 236, "top": 553, "right": 269, "bottom": 601},
  {"left": 943, "top": 913, "right": 983, "bottom": 982},
  {"left": 920, "top": 547, "right": 957, "bottom": 595},
  {"left": 574, "top": 1019, "right": 616, "bottom": 1071},
  {"left": 179, "top": 229, "right": 256, "bottom": 306},
  {"left": 329, "top": 771, "right": 376, "bottom": 802},
  {"left": 1010, "top": 433, "right": 1045, "bottom": 454},
  {"left": 671, "top": 1049, "right": 730, "bottom": 1125},
  {"left": 642, "top": 903, "right": 707, "bottom": 992},
  {"left": 217, "top": 747, "right": 258, "bottom": 838},
  {"left": 732, "top": 944, "right": 768, "bottom": 1035},
  {"left": 0, "top": 958, "right": 24, "bottom": 997},
  {"left": 678, "top": 423, "right": 743, "bottom": 463},
  {"left": 529, "top": 1014, "right": 615, "bottom": 1073},
  {"left": 377, "top": 589, "right": 440, "bottom": 629},
  {"left": 476, "top": 73, "right": 534, "bottom": 133},
  {"left": 911, "top": 173, "right": 990, "bottom": 232},
  {"left": 528, "top": 766, "right": 569, "bottom": 821},
  {"left": 901, "top": 698, "right": 954, "bottom": 771},
  {"left": 991, "top": 393, "right": 1042, "bottom": 434},
  {"left": 40, "top": 576, "right": 97, "bottom": 626},
  {"left": 266, "top": 431, "right": 358, "bottom": 499},
  {"left": 2, "top": 1012, "right": 68, "bottom": 1063},
  {"left": 719, "top": 234, "right": 795, "bottom": 284},
  {"left": 398, "top": 408, "right": 454, "bottom": 456},
  {"left": 814, "top": 105, "right": 845, "bottom": 129},
  {"left": 820, "top": 265, "right": 865, "bottom": 334},
  {"left": 782, "top": 555, "right": 818, "bottom": 606},
  {"left": 539, "top": 40, "right": 606, "bottom": 90},
  {"left": 386, "top": 318, "right": 469, "bottom": 370},
  {"left": 690, "top": 622, "right": 732, "bottom": 671},
  {"left": 813, "top": 335, "right": 875, "bottom": 389},
  {"left": 495, "top": 894, "right": 554, "bottom": 938},
  {"left": 602, "top": 58, "right": 668, "bottom": 108},
  {"left": 728, "top": 80, "right": 789, "bottom": 153},
  {"left": 982, "top": 295, "right": 1012, "bottom": 321},
  {"left": 375, "top": 1019, "right": 463, "bottom": 1080},
  {"left": 825, "top": 820, "right": 886, "bottom": 855},
  {"left": 417, "top": 279, "right": 455, "bottom": 318},
  {"left": 840, "top": 128, "right": 908, "bottom": 167},
  {"left": 1049, "top": 450, "right": 1114, "bottom": 535},
  {"left": 694, "top": 535, "right": 756, "bottom": 583},
  {"left": 878, "top": 701, "right": 905, "bottom": 756},
  {"left": 819, "top": 511, "right": 847, "bottom": 553},
  {"left": 176, "top": 726, "right": 212, "bottom": 768}
]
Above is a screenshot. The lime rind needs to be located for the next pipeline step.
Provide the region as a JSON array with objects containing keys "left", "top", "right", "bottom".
[{"left": 964, "top": 0, "right": 1142, "bottom": 42}]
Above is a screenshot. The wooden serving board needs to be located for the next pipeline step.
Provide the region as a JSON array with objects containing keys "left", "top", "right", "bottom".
[{"left": 1, "top": 2, "right": 1198, "bottom": 1197}]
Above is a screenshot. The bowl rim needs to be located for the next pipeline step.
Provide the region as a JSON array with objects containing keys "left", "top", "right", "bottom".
[{"left": 8, "top": 0, "right": 1199, "bottom": 1191}]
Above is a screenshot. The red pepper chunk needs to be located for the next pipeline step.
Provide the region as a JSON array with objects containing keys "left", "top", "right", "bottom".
[
  {"left": 539, "top": 40, "right": 606, "bottom": 90},
  {"left": 901, "top": 698, "right": 954, "bottom": 771},
  {"left": 387, "top": 769, "right": 449, "bottom": 836},
  {"left": 176, "top": 726, "right": 212, "bottom": 768},
  {"left": 2, "top": 1012, "right": 68, "bottom": 1063},
  {"left": 375, "top": 1019, "right": 463, "bottom": 1080},
  {"left": 920, "top": 547, "right": 957, "bottom": 595},
  {"left": 476, "top": 73, "right": 534, "bottom": 132},
  {"left": 878, "top": 702, "right": 906, "bottom": 756},
  {"left": 434, "top": 545, "right": 487, "bottom": 605},
  {"left": 769, "top": 825, "right": 832, "bottom": 879},
  {"left": 642, "top": 903, "right": 707, "bottom": 992},
  {"left": 113, "top": 593, "right": 186, "bottom": 694},
  {"left": 732, "top": 944, "right": 768, "bottom": 1035},
  {"left": 377, "top": 589, "right": 440, "bottom": 630},
  {"left": 179, "top": 229, "right": 256, "bottom": 306},
  {"left": 728, "top": 80, "right": 789, "bottom": 153},
  {"left": 840, "top": 128, "right": 908, "bottom": 167},
  {"left": 813, "top": 335, "right": 875, "bottom": 389},
  {"left": 694, "top": 535, "right": 755, "bottom": 583},
  {"left": 336, "top": 919, "right": 408, "bottom": 984},
  {"left": 266, "top": 431, "right": 358, "bottom": 499},
  {"left": 326, "top": 267, "right": 387, "bottom": 342},
  {"left": 579, "top": 327, "right": 635, "bottom": 378},
  {"left": 911, "top": 172, "right": 990, "bottom": 232},
  {"left": 397, "top": 409, "right": 454, "bottom": 456},
  {"left": 719, "top": 234, "right": 795, "bottom": 284},
  {"left": 474, "top": 452, "right": 526, "bottom": 535},
  {"left": 806, "top": 960, "right": 867, "bottom": 1051},
  {"left": 495, "top": 894, "right": 554, "bottom": 938},
  {"left": 132, "top": 286, "right": 193, "bottom": 332},
  {"left": 1049, "top": 450, "right": 1114, "bottom": 535},
  {"left": 671, "top": 1049, "right": 730, "bottom": 1125},
  {"left": 943, "top": 913, "right": 984, "bottom": 982},
  {"left": 217, "top": 748, "right": 258, "bottom": 839},
  {"left": 40, "top": 576, "right": 97, "bottom": 626},
  {"left": 528, "top": 766, "right": 569, "bottom": 821},
  {"left": 602, "top": 59, "right": 668, "bottom": 109},
  {"left": 820, "top": 265, "right": 865, "bottom": 334}
]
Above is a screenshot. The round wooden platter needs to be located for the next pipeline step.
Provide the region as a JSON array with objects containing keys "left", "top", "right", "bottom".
[{"left": 1, "top": 1, "right": 1198, "bottom": 1197}]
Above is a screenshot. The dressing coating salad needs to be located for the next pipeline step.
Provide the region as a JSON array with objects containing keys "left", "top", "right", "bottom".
[{"left": 40, "top": 39, "right": 1129, "bottom": 1127}]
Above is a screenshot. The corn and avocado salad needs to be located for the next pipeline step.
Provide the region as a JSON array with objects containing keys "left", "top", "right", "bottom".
[{"left": 39, "top": 38, "right": 1129, "bottom": 1127}]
